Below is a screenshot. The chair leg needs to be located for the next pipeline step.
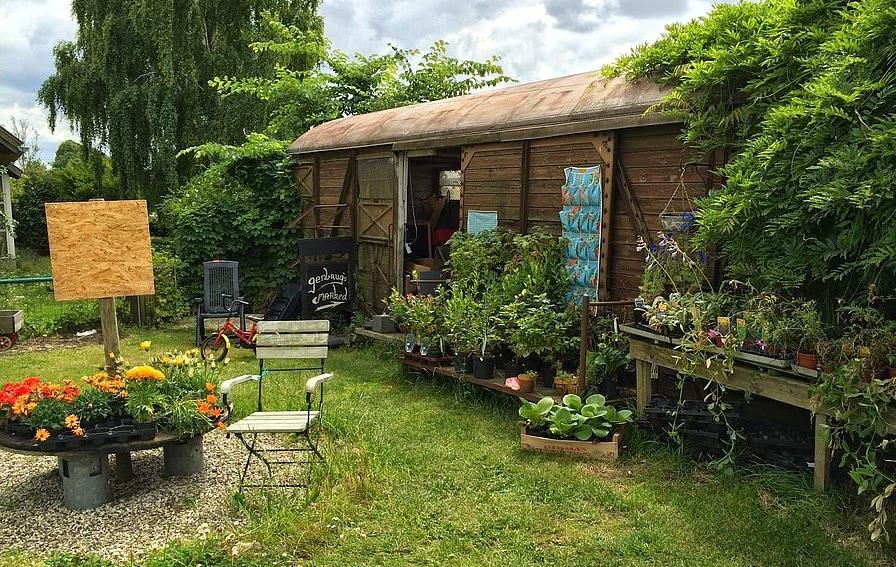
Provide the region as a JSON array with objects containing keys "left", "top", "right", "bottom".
[{"left": 236, "top": 433, "right": 253, "bottom": 493}]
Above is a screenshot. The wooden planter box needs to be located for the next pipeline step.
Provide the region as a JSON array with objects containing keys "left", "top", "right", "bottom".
[{"left": 520, "top": 427, "right": 622, "bottom": 460}]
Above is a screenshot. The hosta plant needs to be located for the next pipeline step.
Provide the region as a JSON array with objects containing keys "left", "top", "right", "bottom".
[{"left": 518, "top": 394, "right": 633, "bottom": 442}]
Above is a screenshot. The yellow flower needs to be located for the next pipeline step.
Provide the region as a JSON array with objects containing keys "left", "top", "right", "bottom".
[
  {"left": 174, "top": 355, "right": 185, "bottom": 367},
  {"left": 34, "top": 428, "right": 50, "bottom": 442},
  {"left": 125, "top": 365, "right": 165, "bottom": 381},
  {"left": 205, "top": 382, "right": 215, "bottom": 393},
  {"left": 139, "top": 340, "right": 152, "bottom": 351}
]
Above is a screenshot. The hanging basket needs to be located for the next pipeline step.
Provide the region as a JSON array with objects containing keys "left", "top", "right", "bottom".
[
  {"left": 660, "top": 167, "right": 697, "bottom": 233},
  {"left": 659, "top": 211, "right": 696, "bottom": 232}
]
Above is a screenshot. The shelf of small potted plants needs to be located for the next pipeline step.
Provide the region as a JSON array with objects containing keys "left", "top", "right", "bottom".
[
  {"left": 518, "top": 393, "right": 634, "bottom": 460},
  {"left": 0, "top": 343, "right": 228, "bottom": 451}
]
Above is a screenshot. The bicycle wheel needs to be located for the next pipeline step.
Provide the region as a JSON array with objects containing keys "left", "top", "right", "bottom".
[{"left": 201, "top": 334, "right": 229, "bottom": 362}]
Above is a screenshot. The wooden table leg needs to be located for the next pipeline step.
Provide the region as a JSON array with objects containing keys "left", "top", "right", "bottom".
[
  {"left": 114, "top": 452, "right": 134, "bottom": 482},
  {"left": 814, "top": 414, "right": 831, "bottom": 492},
  {"left": 635, "top": 358, "right": 652, "bottom": 414}
]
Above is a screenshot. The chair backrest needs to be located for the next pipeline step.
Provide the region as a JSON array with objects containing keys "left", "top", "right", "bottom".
[
  {"left": 203, "top": 260, "right": 240, "bottom": 314},
  {"left": 255, "top": 319, "right": 330, "bottom": 361}
]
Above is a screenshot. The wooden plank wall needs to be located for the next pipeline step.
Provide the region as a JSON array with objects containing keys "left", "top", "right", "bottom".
[
  {"left": 461, "top": 143, "right": 523, "bottom": 230},
  {"left": 609, "top": 124, "right": 717, "bottom": 298},
  {"left": 459, "top": 124, "right": 717, "bottom": 301}
]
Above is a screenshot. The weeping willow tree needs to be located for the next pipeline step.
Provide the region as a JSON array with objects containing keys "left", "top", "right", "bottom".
[
  {"left": 39, "top": 0, "right": 323, "bottom": 203},
  {"left": 607, "top": 0, "right": 896, "bottom": 303}
]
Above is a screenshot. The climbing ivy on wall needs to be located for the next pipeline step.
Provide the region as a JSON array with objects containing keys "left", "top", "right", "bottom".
[
  {"left": 607, "top": 0, "right": 896, "bottom": 302},
  {"left": 38, "top": 0, "right": 323, "bottom": 204}
]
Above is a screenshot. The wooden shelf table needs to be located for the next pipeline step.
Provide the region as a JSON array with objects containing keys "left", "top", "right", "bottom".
[{"left": 620, "top": 324, "right": 834, "bottom": 491}]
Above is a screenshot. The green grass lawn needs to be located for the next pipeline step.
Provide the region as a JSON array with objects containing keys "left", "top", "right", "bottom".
[{"left": 1, "top": 327, "right": 893, "bottom": 566}]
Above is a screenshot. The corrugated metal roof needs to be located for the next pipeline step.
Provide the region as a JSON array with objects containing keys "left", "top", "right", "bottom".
[{"left": 288, "top": 72, "right": 674, "bottom": 155}]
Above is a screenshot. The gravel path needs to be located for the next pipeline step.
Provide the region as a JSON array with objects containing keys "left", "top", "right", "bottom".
[{"left": 0, "top": 430, "right": 303, "bottom": 562}]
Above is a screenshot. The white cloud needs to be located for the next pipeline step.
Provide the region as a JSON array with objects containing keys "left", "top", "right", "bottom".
[{"left": 1, "top": 0, "right": 729, "bottom": 163}]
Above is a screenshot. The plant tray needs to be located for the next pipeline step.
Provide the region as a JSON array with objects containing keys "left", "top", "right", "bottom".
[
  {"left": 732, "top": 349, "right": 793, "bottom": 369},
  {"left": 520, "top": 428, "right": 621, "bottom": 460}
]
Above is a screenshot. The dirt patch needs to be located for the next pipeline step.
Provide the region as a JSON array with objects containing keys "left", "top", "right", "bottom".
[{"left": 0, "top": 333, "right": 104, "bottom": 356}]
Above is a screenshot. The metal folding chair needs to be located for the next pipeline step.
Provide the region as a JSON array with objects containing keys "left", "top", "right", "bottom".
[{"left": 219, "top": 320, "right": 333, "bottom": 492}]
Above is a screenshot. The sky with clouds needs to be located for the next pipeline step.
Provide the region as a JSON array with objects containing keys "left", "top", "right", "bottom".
[{"left": 0, "top": 0, "right": 725, "bottom": 163}]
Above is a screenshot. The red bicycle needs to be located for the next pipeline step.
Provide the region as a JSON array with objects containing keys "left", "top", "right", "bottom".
[{"left": 200, "top": 299, "right": 259, "bottom": 362}]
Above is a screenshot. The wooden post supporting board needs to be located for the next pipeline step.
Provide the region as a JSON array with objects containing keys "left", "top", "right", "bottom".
[
  {"left": 577, "top": 296, "right": 590, "bottom": 394},
  {"left": 814, "top": 414, "right": 831, "bottom": 492},
  {"left": 99, "top": 297, "right": 120, "bottom": 373},
  {"left": 635, "top": 358, "right": 653, "bottom": 413}
]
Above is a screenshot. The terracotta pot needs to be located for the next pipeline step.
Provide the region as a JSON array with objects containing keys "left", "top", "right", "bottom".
[
  {"left": 796, "top": 351, "right": 818, "bottom": 370},
  {"left": 517, "top": 374, "right": 535, "bottom": 393}
]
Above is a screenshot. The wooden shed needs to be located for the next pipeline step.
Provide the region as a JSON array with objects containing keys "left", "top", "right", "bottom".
[{"left": 288, "top": 72, "right": 720, "bottom": 312}]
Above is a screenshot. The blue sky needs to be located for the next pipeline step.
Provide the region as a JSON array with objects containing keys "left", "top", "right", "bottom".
[{"left": 0, "top": 0, "right": 725, "bottom": 164}]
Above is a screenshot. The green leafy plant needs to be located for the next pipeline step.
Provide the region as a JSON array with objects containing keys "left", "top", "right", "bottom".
[
  {"left": 518, "top": 395, "right": 634, "bottom": 442},
  {"left": 501, "top": 291, "right": 578, "bottom": 363},
  {"left": 73, "top": 388, "right": 118, "bottom": 424},
  {"left": 29, "top": 398, "right": 72, "bottom": 431}
]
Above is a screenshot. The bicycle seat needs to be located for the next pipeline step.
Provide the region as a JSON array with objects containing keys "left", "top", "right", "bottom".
[{"left": 246, "top": 315, "right": 264, "bottom": 322}]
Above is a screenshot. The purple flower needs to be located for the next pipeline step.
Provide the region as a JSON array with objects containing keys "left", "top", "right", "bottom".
[{"left": 708, "top": 328, "right": 721, "bottom": 339}]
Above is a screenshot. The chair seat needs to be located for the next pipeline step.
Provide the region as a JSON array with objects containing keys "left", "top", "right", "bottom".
[
  {"left": 246, "top": 314, "right": 264, "bottom": 322},
  {"left": 228, "top": 411, "right": 320, "bottom": 433}
]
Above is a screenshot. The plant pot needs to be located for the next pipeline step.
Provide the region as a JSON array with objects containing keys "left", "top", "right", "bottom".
[
  {"left": 470, "top": 356, "right": 495, "bottom": 380},
  {"left": 659, "top": 211, "right": 696, "bottom": 232},
  {"left": 540, "top": 364, "right": 556, "bottom": 389},
  {"left": 598, "top": 377, "right": 617, "bottom": 399},
  {"left": 494, "top": 347, "right": 513, "bottom": 370},
  {"left": 404, "top": 333, "right": 414, "bottom": 353},
  {"left": 796, "top": 351, "right": 818, "bottom": 370},
  {"left": 452, "top": 353, "right": 469, "bottom": 373},
  {"left": 419, "top": 344, "right": 430, "bottom": 357},
  {"left": 516, "top": 374, "right": 535, "bottom": 393},
  {"left": 163, "top": 436, "right": 205, "bottom": 476}
]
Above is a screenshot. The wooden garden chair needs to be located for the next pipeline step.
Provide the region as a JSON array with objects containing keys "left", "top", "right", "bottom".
[{"left": 219, "top": 320, "right": 333, "bottom": 492}]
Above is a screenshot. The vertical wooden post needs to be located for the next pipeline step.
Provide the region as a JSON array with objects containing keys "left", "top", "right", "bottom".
[
  {"left": 519, "top": 140, "right": 531, "bottom": 234},
  {"left": 635, "top": 358, "right": 652, "bottom": 413},
  {"left": 577, "top": 295, "right": 590, "bottom": 394},
  {"left": 596, "top": 133, "right": 616, "bottom": 301},
  {"left": 312, "top": 154, "right": 321, "bottom": 238},
  {"left": 814, "top": 414, "right": 831, "bottom": 492},
  {"left": 99, "top": 297, "right": 120, "bottom": 373}
]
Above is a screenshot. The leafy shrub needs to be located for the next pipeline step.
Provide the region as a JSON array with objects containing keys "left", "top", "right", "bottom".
[
  {"left": 162, "top": 135, "right": 301, "bottom": 308},
  {"left": 608, "top": 0, "right": 896, "bottom": 299},
  {"left": 147, "top": 248, "right": 189, "bottom": 323}
]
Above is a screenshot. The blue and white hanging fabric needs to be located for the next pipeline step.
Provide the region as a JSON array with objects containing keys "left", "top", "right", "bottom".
[{"left": 560, "top": 165, "right": 602, "bottom": 305}]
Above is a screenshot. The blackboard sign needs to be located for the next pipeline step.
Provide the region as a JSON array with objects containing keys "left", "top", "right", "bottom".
[{"left": 303, "top": 262, "right": 352, "bottom": 315}]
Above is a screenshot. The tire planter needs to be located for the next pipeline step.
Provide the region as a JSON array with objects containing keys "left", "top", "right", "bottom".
[
  {"left": 520, "top": 427, "right": 622, "bottom": 460},
  {"left": 163, "top": 435, "right": 205, "bottom": 476}
]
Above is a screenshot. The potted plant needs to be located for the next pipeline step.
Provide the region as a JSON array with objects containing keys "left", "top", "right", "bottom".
[
  {"left": 516, "top": 370, "right": 538, "bottom": 393},
  {"left": 443, "top": 290, "right": 479, "bottom": 372},
  {"left": 518, "top": 394, "right": 634, "bottom": 459},
  {"left": 502, "top": 291, "right": 577, "bottom": 387},
  {"left": 555, "top": 370, "right": 578, "bottom": 395},
  {"left": 386, "top": 289, "right": 414, "bottom": 352},
  {"left": 790, "top": 301, "right": 825, "bottom": 370}
]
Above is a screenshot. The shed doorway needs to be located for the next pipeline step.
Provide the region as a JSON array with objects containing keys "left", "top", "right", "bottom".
[{"left": 403, "top": 151, "right": 462, "bottom": 293}]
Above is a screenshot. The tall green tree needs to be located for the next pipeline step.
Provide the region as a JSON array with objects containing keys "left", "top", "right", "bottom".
[
  {"left": 165, "top": 14, "right": 513, "bottom": 300},
  {"left": 210, "top": 15, "right": 513, "bottom": 141},
  {"left": 39, "top": 0, "right": 323, "bottom": 204},
  {"left": 607, "top": 0, "right": 896, "bottom": 302},
  {"left": 13, "top": 141, "right": 120, "bottom": 253}
]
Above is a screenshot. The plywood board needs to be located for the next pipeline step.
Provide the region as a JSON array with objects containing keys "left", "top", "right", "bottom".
[{"left": 45, "top": 200, "right": 155, "bottom": 301}]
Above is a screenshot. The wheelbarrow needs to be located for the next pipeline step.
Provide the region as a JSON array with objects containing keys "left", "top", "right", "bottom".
[{"left": 0, "top": 310, "right": 23, "bottom": 351}]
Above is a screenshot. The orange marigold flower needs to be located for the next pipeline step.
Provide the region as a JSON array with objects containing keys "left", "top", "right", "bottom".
[
  {"left": 72, "top": 427, "right": 85, "bottom": 437},
  {"left": 209, "top": 407, "right": 223, "bottom": 418},
  {"left": 34, "top": 428, "right": 50, "bottom": 442},
  {"left": 125, "top": 366, "right": 165, "bottom": 381},
  {"left": 216, "top": 421, "right": 227, "bottom": 431},
  {"left": 65, "top": 414, "right": 80, "bottom": 429},
  {"left": 205, "top": 394, "right": 218, "bottom": 404},
  {"left": 205, "top": 382, "right": 215, "bottom": 393},
  {"left": 196, "top": 401, "right": 212, "bottom": 414}
]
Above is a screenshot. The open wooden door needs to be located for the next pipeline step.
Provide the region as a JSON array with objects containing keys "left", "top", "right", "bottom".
[{"left": 356, "top": 155, "right": 397, "bottom": 312}]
